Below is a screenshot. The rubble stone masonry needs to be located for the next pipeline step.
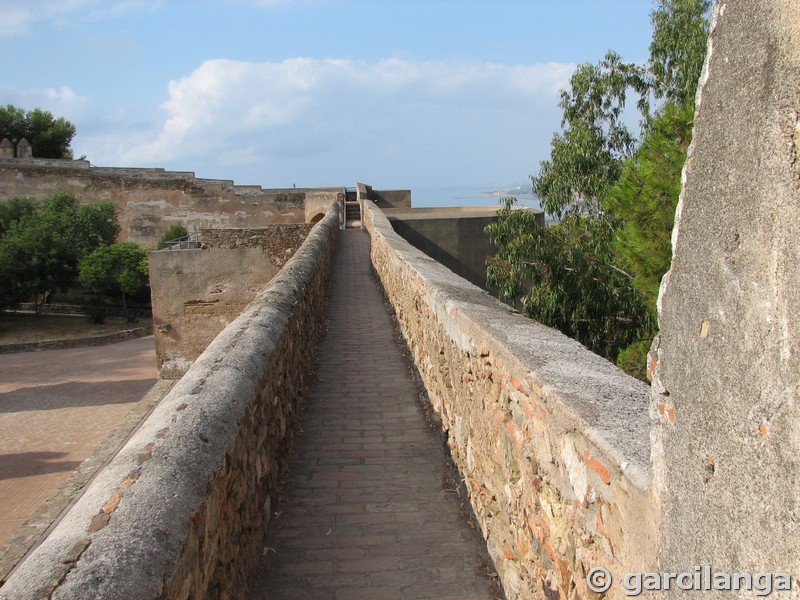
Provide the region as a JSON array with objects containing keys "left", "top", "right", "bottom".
[{"left": 364, "top": 201, "right": 658, "bottom": 599}]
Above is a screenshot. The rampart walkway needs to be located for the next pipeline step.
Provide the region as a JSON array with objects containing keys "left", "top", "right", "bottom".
[{"left": 250, "top": 229, "right": 500, "bottom": 599}]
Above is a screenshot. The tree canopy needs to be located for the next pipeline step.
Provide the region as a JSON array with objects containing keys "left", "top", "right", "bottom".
[
  {"left": 604, "top": 101, "right": 695, "bottom": 310},
  {"left": 649, "top": 0, "right": 712, "bottom": 108},
  {"left": 0, "top": 191, "right": 120, "bottom": 315},
  {"left": 486, "top": 0, "right": 711, "bottom": 377},
  {"left": 486, "top": 200, "right": 653, "bottom": 360},
  {"left": 0, "top": 105, "right": 77, "bottom": 159},
  {"left": 157, "top": 223, "right": 189, "bottom": 249},
  {"left": 79, "top": 242, "right": 149, "bottom": 322}
]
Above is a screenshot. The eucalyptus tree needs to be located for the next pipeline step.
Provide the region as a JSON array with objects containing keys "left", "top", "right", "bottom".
[{"left": 486, "top": 0, "right": 711, "bottom": 376}]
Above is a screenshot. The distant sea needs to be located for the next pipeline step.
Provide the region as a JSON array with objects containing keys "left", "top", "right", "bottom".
[{"left": 410, "top": 185, "right": 542, "bottom": 211}]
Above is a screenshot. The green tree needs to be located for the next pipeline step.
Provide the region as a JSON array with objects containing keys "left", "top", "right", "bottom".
[
  {"left": 157, "top": 223, "right": 189, "bottom": 249},
  {"left": 0, "top": 105, "right": 76, "bottom": 159},
  {"left": 604, "top": 102, "right": 694, "bottom": 309},
  {"left": 600, "top": 1, "right": 710, "bottom": 376},
  {"left": 534, "top": 51, "right": 649, "bottom": 219},
  {"left": 487, "top": 0, "right": 711, "bottom": 378},
  {"left": 0, "top": 197, "right": 36, "bottom": 237},
  {"left": 649, "top": 0, "right": 712, "bottom": 108},
  {"left": 79, "top": 242, "right": 149, "bottom": 322},
  {"left": 0, "top": 105, "right": 26, "bottom": 146},
  {"left": 0, "top": 191, "right": 119, "bottom": 315},
  {"left": 486, "top": 199, "right": 653, "bottom": 361}
]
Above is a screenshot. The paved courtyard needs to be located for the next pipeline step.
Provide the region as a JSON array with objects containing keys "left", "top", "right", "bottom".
[{"left": 0, "top": 336, "right": 162, "bottom": 578}]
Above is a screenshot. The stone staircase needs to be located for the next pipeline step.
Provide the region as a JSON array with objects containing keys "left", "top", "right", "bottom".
[{"left": 343, "top": 187, "right": 362, "bottom": 228}]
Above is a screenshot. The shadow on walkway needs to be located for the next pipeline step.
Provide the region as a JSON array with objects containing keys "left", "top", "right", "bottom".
[
  {"left": 0, "top": 452, "right": 82, "bottom": 481},
  {"left": 0, "top": 379, "right": 156, "bottom": 413}
]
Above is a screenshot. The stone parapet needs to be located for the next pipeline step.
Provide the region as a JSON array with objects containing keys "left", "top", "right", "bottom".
[
  {"left": 0, "top": 203, "right": 340, "bottom": 599},
  {"left": 363, "top": 200, "right": 656, "bottom": 599}
]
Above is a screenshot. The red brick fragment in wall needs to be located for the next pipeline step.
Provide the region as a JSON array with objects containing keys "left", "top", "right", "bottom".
[
  {"left": 102, "top": 491, "right": 123, "bottom": 514},
  {"left": 506, "top": 420, "right": 523, "bottom": 443},
  {"left": 583, "top": 451, "right": 612, "bottom": 485},
  {"left": 118, "top": 468, "right": 141, "bottom": 489},
  {"left": 647, "top": 352, "right": 658, "bottom": 382},
  {"left": 88, "top": 512, "right": 111, "bottom": 533}
]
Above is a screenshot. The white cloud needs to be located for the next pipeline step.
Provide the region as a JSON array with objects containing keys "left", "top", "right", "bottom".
[
  {"left": 0, "top": 5, "right": 29, "bottom": 37},
  {"left": 1, "top": 85, "right": 89, "bottom": 114},
  {"left": 118, "top": 57, "right": 574, "bottom": 183}
]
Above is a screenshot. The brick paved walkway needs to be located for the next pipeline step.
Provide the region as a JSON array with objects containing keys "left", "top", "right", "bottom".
[
  {"left": 251, "top": 230, "right": 501, "bottom": 600},
  {"left": 0, "top": 336, "right": 162, "bottom": 579}
]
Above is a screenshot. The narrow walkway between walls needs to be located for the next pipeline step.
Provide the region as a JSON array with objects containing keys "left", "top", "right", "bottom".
[{"left": 250, "top": 229, "right": 501, "bottom": 600}]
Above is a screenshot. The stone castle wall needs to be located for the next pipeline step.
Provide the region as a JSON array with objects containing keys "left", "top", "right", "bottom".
[
  {"left": 0, "top": 158, "right": 343, "bottom": 246},
  {"left": 149, "top": 225, "right": 315, "bottom": 378},
  {"left": 0, "top": 204, "right": 339, "bottom": 600},
  {"left": 364, "top": 200, "right": 657, "bottom": 599}
]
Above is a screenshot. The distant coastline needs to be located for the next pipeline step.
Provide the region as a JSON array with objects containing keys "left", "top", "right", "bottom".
[{"left": 412, "top": 184, "right": 541, "bottom": 211}]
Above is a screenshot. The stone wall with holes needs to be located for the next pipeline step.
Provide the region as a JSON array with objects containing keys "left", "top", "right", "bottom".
[
  {"left": 149, "top": 224, "right": 315, "bottom": 379},
  {"left": 363, "top": 200, "right": 657, "bottom": 599},
  {"left": 0, "top": 157, "right": 343, "bottom": 247},
  {"left": 0, "top": 203, "right": 339, "bottom": 600}
]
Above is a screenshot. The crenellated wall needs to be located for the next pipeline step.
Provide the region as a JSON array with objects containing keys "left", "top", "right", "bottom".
[
  {"left": 0, "top": 203, "right": 339, "bottom": 600},
  {"left": 363, "top": 200, "right": 657, "bottom": 599},
  {"left": 0, "top": 158, "right": 343, "bottom": 246}
]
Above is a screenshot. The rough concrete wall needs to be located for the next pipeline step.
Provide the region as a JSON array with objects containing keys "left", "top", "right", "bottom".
[
  {"left": 0, "top": 159, "right": 341, "bottom": 246},
  {"left": 387, "top": 212, "right": 500, "bottom": 289},
  {"left": 371, "top": 188, "right": 412, "bottom": 209},
  {"left": 149, "top": 225, "right": 313, "bottom": 379},
  {"left": 364, "top": 201, "right": 657, "bottom": 599},
  {"left": 650, "top": 0, "right": 800, "bottom": 589},
  {"left": 0, "top": 203, "right": 339, "bottom": 600}
]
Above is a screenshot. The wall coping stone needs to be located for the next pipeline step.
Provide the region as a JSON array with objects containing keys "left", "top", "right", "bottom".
[{"left": 364, "top": 200, "right": 652, "bottom": 490}]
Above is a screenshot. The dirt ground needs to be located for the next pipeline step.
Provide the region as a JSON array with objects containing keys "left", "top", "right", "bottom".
[{"left": 0, "top": 312, "right": 153, "bottom": 344}]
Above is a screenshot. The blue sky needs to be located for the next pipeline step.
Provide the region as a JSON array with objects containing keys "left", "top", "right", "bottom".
[{"left": 0, "top": 1, "right": 655, "bottom": 193}]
